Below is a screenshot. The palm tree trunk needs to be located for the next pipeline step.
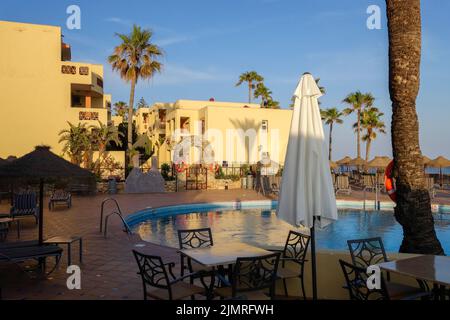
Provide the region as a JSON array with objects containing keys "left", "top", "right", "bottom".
[
  {"left": 328, "top": 123, "right": 333, "bottom": 161},
  {"left": 357, "top": 110, "right": 361, "bottom": 158},
  {"left": 365, "top": 138, "right": 371, "bottom": 162},
  {"left": 128, "top": 77, "right": 136, "bottom": 153},
  {"left": 248, "top": 81, "right": 252, "bottom": 104},
  {"left": 386, "top": 0, "right": 443, "bottom": 254}
]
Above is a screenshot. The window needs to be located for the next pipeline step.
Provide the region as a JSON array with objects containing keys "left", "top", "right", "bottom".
[
  {"left": 72, "top": 95, "right": 82, "bottom": 107},
  {"left": 261, "top": 120, "right": 268, "bottom": 132}
]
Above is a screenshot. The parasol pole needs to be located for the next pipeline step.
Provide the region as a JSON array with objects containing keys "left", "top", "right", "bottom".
[
  {"left": 38, "top": 178, "right": 44, "bottom": 245},
  {"left": 310, "top": 216, "right": 318, "bottom": 300}
]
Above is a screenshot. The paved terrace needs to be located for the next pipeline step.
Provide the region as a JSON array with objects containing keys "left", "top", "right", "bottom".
[{"left": 1, "top": 188, "right": 449, "bottom": 300}]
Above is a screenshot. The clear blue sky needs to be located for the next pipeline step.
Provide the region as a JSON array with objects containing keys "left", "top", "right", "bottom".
[{"left": 1, "top": 0, "right": 449, "bottom": 159}]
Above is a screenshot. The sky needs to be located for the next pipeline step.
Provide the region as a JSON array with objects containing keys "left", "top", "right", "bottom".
[{"left": 1, "top": 0, "right": 449, "bottom": 159}]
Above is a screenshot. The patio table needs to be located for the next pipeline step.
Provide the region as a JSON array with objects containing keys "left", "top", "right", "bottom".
[
  {"left": 0, "top": 216, "right": 23, "bottom": 239},
  {"left": 180, "top": 242, "right": 272, "bottom": 268},
  {"left": 180, "top": 242, "right": 272, "bottom": 299},
  {"left": 379, "top": 255, "right": 450, "bottom": 299}
]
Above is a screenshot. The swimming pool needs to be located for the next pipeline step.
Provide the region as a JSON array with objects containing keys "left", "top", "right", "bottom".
[{"left": 127, "top": 201, "right": 450, "bottom": 253}]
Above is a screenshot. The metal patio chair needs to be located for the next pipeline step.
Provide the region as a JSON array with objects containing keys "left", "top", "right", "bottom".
[
  {"left": 339, "top": 260, "right": 431, "bottom": 300},
  {"left": 177, "top": 227, "right": 214, "bottom": 276},
  {"left": 214, "top": 252, "right": 281, "bottom": 300},
  {"left": 132, "top": 250, "right": 205, "bottom": 300},
  {"left": 347, "top": 237, "right": 431, "bottom": 299},
  {"left": 272, "top": 230, "right": 310, "bottom": 299}
]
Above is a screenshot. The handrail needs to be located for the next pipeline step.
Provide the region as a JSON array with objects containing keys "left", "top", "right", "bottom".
[
  {"left": 103, "top": 211, "right": 132, "bottom": 238},
  {"left": 100, "top": 198, "right": 123, "bottom": 233}
]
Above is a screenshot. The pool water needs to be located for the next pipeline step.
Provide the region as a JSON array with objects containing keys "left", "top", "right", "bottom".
[{"left": 134, "top": 208, "right": 450, "bottom": 253}]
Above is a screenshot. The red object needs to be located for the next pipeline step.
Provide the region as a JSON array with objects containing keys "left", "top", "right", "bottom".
[
  {"left": 243, "top": 105, "right": 250, "bottom": 108},
  {"left": 384, "top": 160, "right": 397, "bottom": 202},
  {"left": 175, "top": 162, "right": 188, "bottom": 173},
  {"left": 209, "top": 97, "right": 215, "bottom": 101},
  {"left": 208, "top": 163, "right": 220, "bottom": 173}
]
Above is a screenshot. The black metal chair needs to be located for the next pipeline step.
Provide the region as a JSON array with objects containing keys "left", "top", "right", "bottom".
[
  {"left": 132, "top": 250, "right": 205, "bottom": 300},
  {"left": 347, "top": 237, "right": 388, "bottom": 269},
  {"left": 339, "top": 259, "right": 431, "bottom": 300},
  {"left": 177, "top": 228, "right": 213, "bottom": 276},
  {"left": 347, "top": 237, "right": 431, "bottom": 299},
  {"left": 339, "top": 259, "right": 388, "bottom": 300},
  {"left": 272, "top": 230, "right": 310, "bottom": 299},
  {"left": 215, "top": 252, "right": 281, "bottom": 300}
]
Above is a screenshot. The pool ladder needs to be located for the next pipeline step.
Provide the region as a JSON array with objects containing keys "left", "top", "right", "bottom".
[{"left": 100, "top": 198, "right": 132, "bottom": 238}]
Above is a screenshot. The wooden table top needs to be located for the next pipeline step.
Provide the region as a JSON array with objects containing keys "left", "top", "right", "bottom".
[
  {"left": 44, "top": 236, "right": 81, "bottom": 244},
  {"left": 379, "top": 255, "right": 450, "bottom": 286},
  {"left": 180, "top": 242, "right": 272, "bottom": 268}
]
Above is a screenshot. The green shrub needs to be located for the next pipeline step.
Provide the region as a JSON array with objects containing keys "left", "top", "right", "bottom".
[{"left": 161, "top": 163, "right": 174, "bottom": 181}]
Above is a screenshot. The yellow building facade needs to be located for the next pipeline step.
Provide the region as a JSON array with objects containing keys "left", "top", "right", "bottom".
[
  {"left": 141, "top": 100, "right": 293, "bottom": 167},
  {"left": 0, "top": 21, "right": 112, "bottom": 158}
]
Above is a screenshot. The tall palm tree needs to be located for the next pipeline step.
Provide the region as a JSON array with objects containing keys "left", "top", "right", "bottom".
[
  {"left": 254, "top": 82, "right": 272, "bottom": 107},
  {"left": 342, "top": 91, "right": 374, "bottom": 158},
  {"left": 235, "top": 71, "right": 264, "bottom": 103},
  {"left": 321, "top": 108, "right": 344, "bottom": 161},
  {"left": 386, "top": 0, "right": 443, "bottom": 254},
  {"left": 58, "top": 122, "right": 90, "bottom": 165},
  {"left": 356, "top": 107, "right": 386, "bottom": 161},
  {"left": 108, "top": 25, "right": 163, "bottom": 157},
  {"left": 90, "top": 121, "right": 123, "bottom": 175}
]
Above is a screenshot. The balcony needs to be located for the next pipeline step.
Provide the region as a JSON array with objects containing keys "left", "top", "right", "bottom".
[
  {"left": 61, "top": 42, "right": 71, "bottom": 61},
  {"left": 71, "top": 83, "right": 104, "bottom": 109}
]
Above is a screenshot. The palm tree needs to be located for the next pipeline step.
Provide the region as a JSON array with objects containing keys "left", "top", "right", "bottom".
[
  {"left": 321, "top": 107, "right": 344, "bottom": 161},
  {"left": 58, "top": 122, "right": 90, "bottom": 165},
  {"left": 254, "top": 82, "right": 272, "bottom": 107},
  {"left": 386, "top": 0, "right": 443, "bottom": 254},
  {"left": 357, "top": 107, "right": 386, "bottom": 161},
  {"left": 342, "top": 91, "right": 374, "bottom": 158},
  {"left": 315, "top": 78, "right": 326, "bottom": 94},
  {"left": 266, "top": 99, "right": 280, "bottom": 109},
  {"left": 235, "top": 71, "right": 264, "bottom": 103},
  {"left": 113, "top": 101, "right": 128, "bottom": 120},
  {"left": 108, "top": 25, "right": 163, "bottom": 157},
  {"left": 90, "top": 121, "right": 123, "bottom": 175}
]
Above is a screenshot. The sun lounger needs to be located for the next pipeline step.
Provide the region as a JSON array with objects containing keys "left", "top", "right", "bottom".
[
  {"left": 425, "top": 176, "right": 435, "bottom": 199},
  {"left": 10, "top": 192, "right": 39, "bottom": 224},
  {"left": 48, "top": 189, "right": 72, "bottom": 210},
  {"left": 335, "top": 175, "right": 352, "bottom": 195},
  {"left": 362, "top": 174, "right": 376, "bottom": 192}
]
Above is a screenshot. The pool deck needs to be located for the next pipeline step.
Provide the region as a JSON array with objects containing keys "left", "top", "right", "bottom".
[{"left": 1, "top": 188, "right": 449, "bottom": 300}]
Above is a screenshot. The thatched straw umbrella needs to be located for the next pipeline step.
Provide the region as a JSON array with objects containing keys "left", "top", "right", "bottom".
[
  {"left": 336, "top": 156, "right": 352, "bottom": 165},
  {"left": 0, "top": 146, "right": 95, "bottom": 244},
  {"left": 349, "top": 156, "right": 367, "bottom": 168},
  {"left": 422, "top": 155, "right": 432, "bottom": 167},
  {"left": 336, "top": 156, "right": 352, "bottom": 173},
  {"left": 368, "top": 156, "right": 391, "bottom": 169},
  {"left": 428, "top": 156, "right": 450, "bottom": 187},
  {"left": 367, "top": 156, "right": 391, "bottom": 207}
]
